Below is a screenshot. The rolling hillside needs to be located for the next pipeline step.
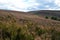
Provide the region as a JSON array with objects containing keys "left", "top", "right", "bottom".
[
  {"left": 0, "top": 10, "right": 60, "bottom": 40},
  {"left": 28, "top": 10, "right": 60, "bottom": 18}
]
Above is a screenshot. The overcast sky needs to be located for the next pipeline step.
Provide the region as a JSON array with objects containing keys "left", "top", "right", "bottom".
[{"left": 0, "top": 0, "right": 60, "bottom": 12}]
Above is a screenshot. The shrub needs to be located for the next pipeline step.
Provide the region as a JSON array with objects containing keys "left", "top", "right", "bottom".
[
  {"left": 45, "top": 16, "right": 48, "bottom": 19},
  {"left": 51, "top": 16, "right": 57, "bottom": 20}
]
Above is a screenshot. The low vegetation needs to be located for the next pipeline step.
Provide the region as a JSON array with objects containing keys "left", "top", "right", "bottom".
[
  {"left": 51, "top": 16, "right": 58, "bottom": 20},
  {"left": 45, "top": 16, "right": 60, "bottom": 21},
  {"left": 0, "top": 10, "right": 60, "bottom": 40},
  {"left": 45, "top": 16, "right": 49, "bottom": 19}
]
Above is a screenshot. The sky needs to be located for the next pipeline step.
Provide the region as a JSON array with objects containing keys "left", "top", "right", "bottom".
[{"left": 0, "top": 0, "right": 60, "bottom": 12}]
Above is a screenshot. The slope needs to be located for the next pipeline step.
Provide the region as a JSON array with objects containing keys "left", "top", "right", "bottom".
[{"left": 0, "top": 10, "right": 60, "bottom": 40}]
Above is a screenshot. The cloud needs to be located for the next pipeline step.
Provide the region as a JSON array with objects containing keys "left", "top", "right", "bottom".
[
  {"left": 0, "top": 0, "right": 60, "bottom": 11},
  {"left": 54, "top": 0, "right": 60, "bottom": 7},
  {"left": 8, "top": 0, "right": 40, "bottom": 9},
  {"left": 0, "top": 0, "right": 41, "bottom": 11}
]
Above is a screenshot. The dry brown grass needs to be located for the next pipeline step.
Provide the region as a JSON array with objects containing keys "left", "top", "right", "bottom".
[{"left": 0, "top": 10, "right": 60, "bottom": 40}]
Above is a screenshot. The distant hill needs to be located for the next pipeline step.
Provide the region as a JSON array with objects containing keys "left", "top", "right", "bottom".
[{"left": 28, "top": 10, "right": 60, "bottom": 18}]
